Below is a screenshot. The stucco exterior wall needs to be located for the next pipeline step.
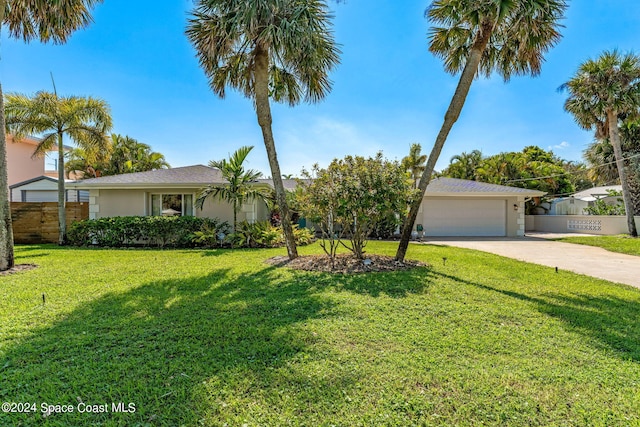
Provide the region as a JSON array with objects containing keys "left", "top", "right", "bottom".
[
  {"left": 526, "top": 215, "right": 640, "bottom": 235},
  {"left": 6, "top": 135, "right": 45, "bottom": 187},
  {"left": 87, "top": 187, "right": 270, "bottom": 226}
]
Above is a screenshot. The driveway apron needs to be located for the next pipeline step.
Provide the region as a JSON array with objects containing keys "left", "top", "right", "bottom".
[{"left": 420, "top": 235, "right": 640, "bottom": 289}]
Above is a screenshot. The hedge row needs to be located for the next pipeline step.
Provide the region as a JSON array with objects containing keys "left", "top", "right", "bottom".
[
  {"left": 67, "top": 216, "right": 316, "bottom": 249},
  {"left": 67, "top": 216, "right": 231, "bottom": 248}
]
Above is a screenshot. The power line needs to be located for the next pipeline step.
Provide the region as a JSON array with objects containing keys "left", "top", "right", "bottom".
[{"left": 504, "top": 152, "right": 640, "bottom": 184}]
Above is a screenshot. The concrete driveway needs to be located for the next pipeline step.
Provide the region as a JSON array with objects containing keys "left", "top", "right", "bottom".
[{"left": 420, "top": 234, "right": 640, "bottom": 289}]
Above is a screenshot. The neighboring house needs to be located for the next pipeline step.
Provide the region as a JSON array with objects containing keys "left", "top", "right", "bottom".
[
  {"left": 548, "top": 185, "right": 622, "bottom": 215},
  {"left": 10, "top": 176, "right": 89, "bottom": 202},
  {"left": 418, "top": 178, "right": 544, "bottom": 237},
  {"left": 67, "top": 165, "right": 271, "bottom": 224},
  {"left": 69, "top": 167, "right": 542, "bottom": 237},
  {"left": 6, "top": 133, "right": 72, "bottom": 188}
]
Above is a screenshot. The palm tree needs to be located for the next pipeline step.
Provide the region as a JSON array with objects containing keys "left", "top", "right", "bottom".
[
  {"left": 583, "top": 119, "right": 640, "bottom": 214},
  {"left": 5, "top": 91, "right": 112, "bottom": 244},
  {"left": 196, "top": 146, "right": 268, "bottom": 230},
  {"left": 186, "top": 0, "right": 340, "bottom": 260},
  {"left": 444, "top": 149, "right": 484, "bottom": 180},
  {"left": 65, "top": 146, "right": 109, "bottom": 179},
  {"left": 561, "top": 50, "right": 640, "bottom": 236},
  {"left": 103, "top": 134, "right": 169, "bottom": 175},
  {"left": 66, "top": 134, "right": 170, "bottom": 178},
  {"left": 395, "top": 0, "right": 567, "bottom": 261},
  {"left": 0, "top": 0, "right": 103, "bottom": 271},
  {"left": 401, "top": 143, "right": 427, "bottom": 187}
]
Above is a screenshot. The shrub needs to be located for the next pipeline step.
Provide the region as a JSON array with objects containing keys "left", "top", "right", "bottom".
[
  {"left": 583, "top": 190, "right": 626, "bottom": 216},
  {"left": 298, "top": 153, "right": 416, "bottom": 261},
  {"left": 67, "top": 216, "right": 231, "bottom": 248},
  {"left": 226, "top": 221, "right": 315, "bottom": 248}
]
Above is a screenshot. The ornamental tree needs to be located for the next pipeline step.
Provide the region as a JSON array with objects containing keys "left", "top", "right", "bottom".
[{"left": 299, "top": 153, "right": 416, "bottom": 262}]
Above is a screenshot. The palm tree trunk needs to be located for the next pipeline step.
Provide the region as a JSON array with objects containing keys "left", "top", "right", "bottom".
[
  {"left": 233, "top": 199, "right": 237, "bottom": 230},
  {"left": 396, "top": 21, "right": 494, "bottom": 261},
  {"left": 57, "top": 133, "right": 67, "bottom": 245},
  {"left": 607, "top": 110, "right": 638, "bottom": 237},
  {"left": 0, "top": 82, "right": 15, "bottom": 271},
  {"left": 254, "top": 45, "right": 298, "bottom": 259}
]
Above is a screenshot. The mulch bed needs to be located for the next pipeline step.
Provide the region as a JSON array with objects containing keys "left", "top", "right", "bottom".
[
  {"left": 266, "top": 253, "right": 428, "bottom": 274},
  {"left": 0, "top": 264, "right": 38, "bottom": 276}
]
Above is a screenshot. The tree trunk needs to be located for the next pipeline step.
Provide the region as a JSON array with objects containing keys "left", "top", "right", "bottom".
[
  {"left": 233, "top": 199, "right": 237, "bottom": 231},
  {"left": 57, "top": 133, "right": 67, "bottom": 245},
  {"left": 0, "top": 82, "right": 15, "bottom": 271},
  {"left": 395, "top": 21, "right": 494, "bottom": 261},
  {"left": 627, "top": 161, "right": 640, "bottom": 216},
  {"left": 608, "top": 110, "right": 638, "bottom": 237},
  {"left": 253, "top": 44, "right": 298, "bottom": 259}
]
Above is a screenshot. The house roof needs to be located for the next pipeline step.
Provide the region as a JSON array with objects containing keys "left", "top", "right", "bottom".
[
  {"left": 9, "top": 175, "right": 76, "bottom": 189},
  {"left": 425, "top": 177, "right": 545, "bottom": 196},
  {"left": 67, "top": 165, "right": 229, "bottom": 189},
  {"left": 257, "top": 178, "right": 310, "bottom": 191},
  {"left": 572, "top": 185, "right": 622, "bottom": 202},
  {"left": 66, "top": 165, "right": 545, "bottom": 197}
]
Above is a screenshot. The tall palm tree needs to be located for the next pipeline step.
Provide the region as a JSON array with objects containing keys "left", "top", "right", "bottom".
[
  {"left": 561, "top": 50, "right": 640, "bottom": 236},
  {"left": 0, "top": 0, "right": 103, "bottom": 270},
  {"left": 186, "top": 0, "right": 340, "bottom": 260},
  {"left": 401, "top": 143, "right": 427, "bottom": 187},
  {"left": 196, "top": 145, "right": 268, "bottom": 230},
  {"left": 395, "top": 0, "right": 567, "bottom": 261},
  {"left": 5, "top": 91, "right": 112, "bottom": 244},
  {"left": 583, "top": 119, "right": 640, "bottom": 214}
]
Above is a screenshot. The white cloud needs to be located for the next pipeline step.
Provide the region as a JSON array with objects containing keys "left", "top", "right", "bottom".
[{"left": 549, "top": 141, "right": 570, "bottom": 150}]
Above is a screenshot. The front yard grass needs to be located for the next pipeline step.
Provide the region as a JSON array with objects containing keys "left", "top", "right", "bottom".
[
  {"left": 1, "top": 242, "right": 639, "bottom": 426},
  {"left": 556, "top": 234, "right": 640, "bottom": 256}
]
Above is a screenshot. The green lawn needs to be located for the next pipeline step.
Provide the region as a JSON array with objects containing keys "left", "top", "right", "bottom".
[
  {"left": 1, "top": 242, "right": 639, "bottom": 426},
  {"left": 555, "top": 235, "right": 640, "bottom": 256}
]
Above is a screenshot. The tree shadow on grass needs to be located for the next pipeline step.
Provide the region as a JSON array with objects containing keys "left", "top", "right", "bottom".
[
  {"left": 434, "top": 271, "right": 640, "bottom": 362},
  {"left": 0, "top": 266, "right": 354, "bottom": 426},
  {"left": 309, "top": 267, "right": 435, "bottom": 298}
]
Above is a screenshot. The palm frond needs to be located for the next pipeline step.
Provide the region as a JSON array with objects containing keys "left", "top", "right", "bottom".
[{"left": 4, "top": 0, "right": 103, "bottom": 44}]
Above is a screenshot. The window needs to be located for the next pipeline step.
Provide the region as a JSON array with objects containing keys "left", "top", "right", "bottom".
[{"left": 151, "top": 194, "right": 194, "bottom": 216}]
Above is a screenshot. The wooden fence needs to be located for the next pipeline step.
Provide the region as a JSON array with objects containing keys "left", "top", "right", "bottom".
[{"left": 10, "top": 202, "right": 89, "bottom": 244}]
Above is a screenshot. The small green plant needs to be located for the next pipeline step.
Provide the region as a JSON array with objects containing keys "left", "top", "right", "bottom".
[
  {"left": 191, "top": 220, "right": 232, "bottom": 248},
  {"left": 226, "top": 221, "right": 314, "bottom": 248},
  {"left": 584, "top": 190, "right": 626, "bottom": 215},
  {"left": 292, "top": 225, "right": 315, "bottom": 245}
]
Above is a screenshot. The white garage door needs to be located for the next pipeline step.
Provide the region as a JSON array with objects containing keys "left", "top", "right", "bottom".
[
  {"left": 25, "top": 190, "right": 58, "bottom": 202},
  {"left": 422, "top": 199, "right": 506, "bottom": 237}
]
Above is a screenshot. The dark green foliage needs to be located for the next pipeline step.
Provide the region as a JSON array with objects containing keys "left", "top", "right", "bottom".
[
  {"left": 67, "top": 216, "right": 230, "bottom": 248},
  {"left": 299, "top": 153, "right": 416, "bottom": 260},
  {"left": 226, "top": 221, "right": 315, "bottom": 248},
  {"left": 441, "top": 146, "right": 578, "bottom": 196}
]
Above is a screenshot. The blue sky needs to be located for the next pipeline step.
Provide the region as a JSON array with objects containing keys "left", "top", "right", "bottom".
[{"left": 2, "top": 1, "right": 640, "bottom": 177}]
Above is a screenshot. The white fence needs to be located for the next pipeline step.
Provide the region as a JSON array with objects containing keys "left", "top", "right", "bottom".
[{"left": 526, "top": 215, "right": 640, "bottom": 235}]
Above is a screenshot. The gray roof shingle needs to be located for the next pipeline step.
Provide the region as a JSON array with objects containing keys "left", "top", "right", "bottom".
[
  {"left": 67, "top": 165, "right": 545, "bottom": 196},
  {"left": 426, "top": 177, "right": 545, "bottom": 196},
  {"left": 68, "top": 165, "right": 227, "bottom": 187}
]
